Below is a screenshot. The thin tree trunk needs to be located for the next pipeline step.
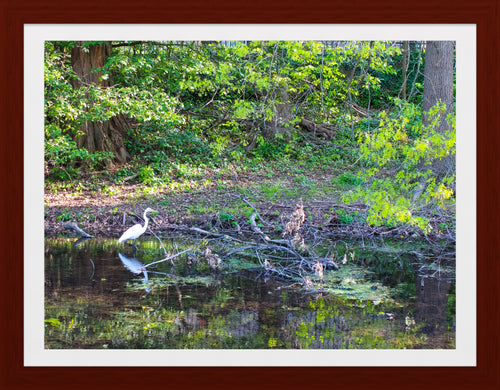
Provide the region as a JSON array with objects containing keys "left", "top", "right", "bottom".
[{"left": 400, "top": 41, "right": 409, "bottom": 100}]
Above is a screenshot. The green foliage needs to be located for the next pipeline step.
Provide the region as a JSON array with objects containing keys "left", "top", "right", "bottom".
[
  {"left": 336, "top": 172, "right": 363, "bottom": 186},
  {"left": 45, "top": 40, "right": 406, "bottom": 178},
  {"left": 127, "top": 125, "right": 213, "bottom": 166},
  {"left": 261, "top": 183, "right": 284, "bottom": 200},
  {"left": 44, "top": 124, "right": 113, "bottom": 179},
  {"left": 57, "top": 207, "right": 74, "bottom": 222},
  {"left": 138, "top": 165, "right": 156, "bottom": 184},
  {"left": 44, "top": 40, "right": 455, "bottom": 238},
  {"left": 336, "top": 209, "right": 362, "bottom": 225},
  {"left": 219, "top": 213, "right": 237, "bottom": 227},
  {"left": 343, "top": 100, "right": 455, "bottom": 233},
  {"left": 44, "top": 41, "right": 183, "bottom": 177},
  {"left": 45, "top": 318, "right": 61, "bottom": 328}
]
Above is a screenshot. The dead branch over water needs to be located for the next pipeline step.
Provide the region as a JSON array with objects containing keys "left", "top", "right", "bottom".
[
  {"left": 142, "top": 199, "right": 453, "bottom": 287},
  {"left": 55, "top": 196, "right": 455, "bottom": 288}
]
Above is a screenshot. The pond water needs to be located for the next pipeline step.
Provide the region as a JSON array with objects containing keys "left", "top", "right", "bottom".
[{"left": 45, "top": 237, "right": 455, "bottom": 349}]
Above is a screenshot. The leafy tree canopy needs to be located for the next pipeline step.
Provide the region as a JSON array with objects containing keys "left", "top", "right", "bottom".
[{"left": 44, "top": 40, "right": 454, "bottom": 234}]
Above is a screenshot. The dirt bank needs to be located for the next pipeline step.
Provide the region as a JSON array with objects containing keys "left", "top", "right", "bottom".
[{"left": 44, "top": 167, "right": 455, "bottom": 245}]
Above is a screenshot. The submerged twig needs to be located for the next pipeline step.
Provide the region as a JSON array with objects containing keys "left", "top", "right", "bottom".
[{"left": 88, "top": 258, "right": 95, "bottom": 280}]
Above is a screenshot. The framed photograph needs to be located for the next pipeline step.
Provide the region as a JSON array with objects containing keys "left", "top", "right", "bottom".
[{"left": 2, "top": 0, "right": 498, "bottom": 388}]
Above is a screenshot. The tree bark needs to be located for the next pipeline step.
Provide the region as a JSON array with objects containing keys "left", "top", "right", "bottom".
[
  {"left": 400, "top": 41, "right": 409, "bottom": 100},
  {"left": 412, "top": 41, "right": 455, "bottom": 201},
  {"left": 422, "top": 41, "right": 455, "bottom": 176},
  {"left": 71, "top": 42, "right": 130, "bottom": 169},
  {"left": 423, "top": 41, "right": 454, "bottom": 131},
  {"left": 298, "top": 118, "right": 334, "bottom": 139}
]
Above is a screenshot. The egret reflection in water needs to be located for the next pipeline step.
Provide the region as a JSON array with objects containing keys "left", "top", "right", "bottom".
[{"left": 118, "top": 252, "right": 151, "bottom": 294}]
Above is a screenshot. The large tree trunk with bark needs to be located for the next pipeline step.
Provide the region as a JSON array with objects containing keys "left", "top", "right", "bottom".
[
  {"left": 412, "top": 41, "right": 455, "bottom": 202},
  {"left": 423, "top": 41, "right": 455, "bottom": 130},
  {"left": 422, "top": 41, "right": 455, "bottom": 177},
  {"left": 71, "top": 42, "right": 130, "bottom": 169}
]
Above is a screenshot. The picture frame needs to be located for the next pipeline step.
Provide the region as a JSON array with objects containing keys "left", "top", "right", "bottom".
[{"left": 1, "top": 0, "right": 498, "bottom": 388}]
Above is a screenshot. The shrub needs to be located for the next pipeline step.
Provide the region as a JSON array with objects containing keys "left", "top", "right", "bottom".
[{"left": 342, "top": 100, "right": 455, "bottom": 233}]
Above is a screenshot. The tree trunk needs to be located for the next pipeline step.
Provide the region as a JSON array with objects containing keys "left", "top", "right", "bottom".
[
  {"left": 412, "top": 41, "right": 455, "bottom": 201},
  {"left": 400, "top": 41, "right": 409, "bottom": 100},
  {"left": 423, "top": 41, "right": 454, "bottom": 130},
  {"left": 71, "top": 42, "right": 130, "bottom": 169},
  {"left": 422, "top": 41, "right": 455, "bottom": 176}
]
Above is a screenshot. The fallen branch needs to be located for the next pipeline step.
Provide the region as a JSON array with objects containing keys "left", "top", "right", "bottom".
[
  {"left": 249, "top": 212, "right": 265, "bottom": 235},
  {"left": 299, "top": 118, "right": 335, "bottom": 139},
  {"left": 63, "top": 222, "right": 94, "bottom": 238},
  {"left": 238, "top": 196, "right": 271, "bottom": 226},
  {"left": 188, "top": 226, "right": 243, "bottom": 242},
  {"left": 122, "top": 173, "right": 139, "bottom": 182}
]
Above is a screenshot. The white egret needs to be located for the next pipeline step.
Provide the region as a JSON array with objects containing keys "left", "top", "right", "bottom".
[{"left": 118, "top": 207, "right": 157, "bottom": 245}]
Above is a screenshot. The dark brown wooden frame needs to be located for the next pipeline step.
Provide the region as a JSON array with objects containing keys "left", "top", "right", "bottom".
[{"left": 1, "top": 0, "right": 498, "bottom": 389}]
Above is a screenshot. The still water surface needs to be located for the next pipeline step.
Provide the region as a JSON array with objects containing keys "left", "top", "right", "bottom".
[{"left": 45, "top": 238, "right": 455, "bottom": 349}]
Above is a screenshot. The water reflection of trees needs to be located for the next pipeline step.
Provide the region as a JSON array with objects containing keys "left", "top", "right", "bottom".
[
  {"left": 45, "top": 239, "right": 455, "bottom": 349},
  {"left": 415, "top": 276, "right": 453, "bottom": 348}
]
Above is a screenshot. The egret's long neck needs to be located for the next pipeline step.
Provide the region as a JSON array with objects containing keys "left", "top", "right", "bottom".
[{"left": 143, "top": 212, "right": 150, "bottom": 230}]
